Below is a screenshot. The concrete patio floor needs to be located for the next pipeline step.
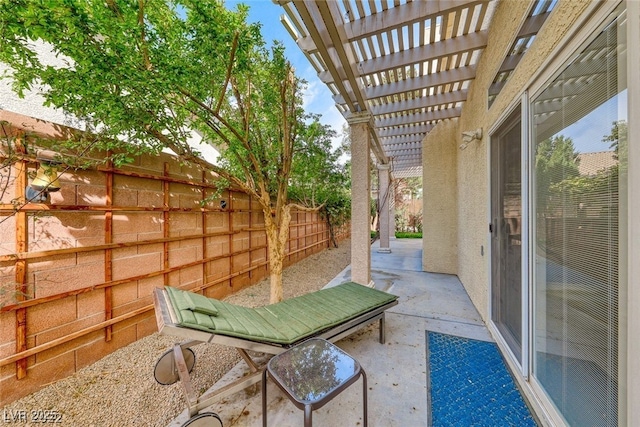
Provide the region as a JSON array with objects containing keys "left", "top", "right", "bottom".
[{"left": 169, "top": 238, "right": 493, "bottom": 427}]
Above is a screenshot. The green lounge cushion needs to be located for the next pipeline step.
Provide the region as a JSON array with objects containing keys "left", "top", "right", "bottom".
[
  {"left": 165, "top": 282, "right": 398, "bottom": 345},
  {"left": 183, "top": 291, "right": 219, "bottom": 316}
]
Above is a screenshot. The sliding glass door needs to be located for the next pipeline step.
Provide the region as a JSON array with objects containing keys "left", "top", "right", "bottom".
[{"left": 531, "top": 7, "right": 627, "bottom": 426}]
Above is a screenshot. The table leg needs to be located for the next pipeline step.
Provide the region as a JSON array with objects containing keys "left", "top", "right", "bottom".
[
  {"left": 304, "top": 404, "right": 313, "bottom": 427},
  {"left": 362, "top": 369, "right": 368, "bottom": 427}
]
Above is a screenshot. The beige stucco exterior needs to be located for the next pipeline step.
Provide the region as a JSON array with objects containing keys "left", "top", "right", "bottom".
[
  {"left": 421, "top": 1, "right": 635, "bottom": 424},
  {"left": 348, "top": 112, "right": 373, "bottom": 286},
  {"left": 422, "top": 0, "right": 594, "bottom": 322},
  {"left": 422, "top": 118, "right": 458, "bottom": 274}
]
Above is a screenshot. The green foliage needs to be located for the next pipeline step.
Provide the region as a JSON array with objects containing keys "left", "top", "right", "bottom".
[
  {"left": 537, "top": 122, "right": 622, "bottom": 220},
  {"left": 287, "top": 117, "right": 350, "bottom": 245},
  {"left": 535, "top": 135, "right": 580, "bottom": 182},
  {"left": 288, "top": 117, "right": 346, "bottom": 207},
  {"left": 603, "top": 120, "right": 627, "bottom": 174},
  {"left": 393, "top": 176, "right": 422, "bottom": 233},
  {"left": 549, "top": 121, "right": 623, "bottom": 218},
  {"left": 397, "top": 177, "right": 422, "bottom": 200},
  {"left": 0, "top": 1, "right": 352, "bottom": 301},
  {"left": 0, "top": 0, "right": 352, "bottom": 211},
  {"left": 1, "top": 1, "right": 256, "bottom": 164},
  {"left": 535, "top": 135, "right": 579, "bottom": 215}
]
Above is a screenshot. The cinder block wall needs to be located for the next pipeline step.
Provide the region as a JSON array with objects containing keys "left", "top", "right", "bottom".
[{"left": 0, "top": 121, "right": 333, "bottom": 405}]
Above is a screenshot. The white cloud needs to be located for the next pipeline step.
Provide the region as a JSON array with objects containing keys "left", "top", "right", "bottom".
[{"left": 301, "top": 79, "right": 320, "bottom": 111}]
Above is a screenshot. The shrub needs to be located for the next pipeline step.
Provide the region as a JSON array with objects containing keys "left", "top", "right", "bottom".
[{"left": 395, "top": 232, "right": 422, "bottom": 238}]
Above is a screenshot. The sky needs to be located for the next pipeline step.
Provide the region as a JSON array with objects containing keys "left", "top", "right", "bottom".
[{"left": 224, "top": 0, "right": 347, "bottom": 144}]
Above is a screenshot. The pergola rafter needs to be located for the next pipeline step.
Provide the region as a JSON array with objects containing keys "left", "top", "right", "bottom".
[{"left": 277, "top": 0, "right": 552, "bottom": 179}]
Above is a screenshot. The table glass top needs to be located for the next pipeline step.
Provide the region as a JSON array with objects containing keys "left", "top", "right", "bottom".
[{"left": 267, "top": 338, "right": 360, "bottom": 403}]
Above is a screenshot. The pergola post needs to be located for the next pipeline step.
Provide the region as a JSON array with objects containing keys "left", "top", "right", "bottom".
[
  {"left": 377, "top": 163, "right": 391, "bottom": 253},
  {"left": 389, "top": 179, "right": 396, "bottom": 240},
  {"left": 347, "top": 112, "right": 372, "bottom": 287}
]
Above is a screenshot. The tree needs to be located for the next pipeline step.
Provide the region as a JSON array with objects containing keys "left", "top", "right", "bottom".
[
  {"left": 553, "top": 121, "right": 623, "bottom": 218},
  {"left": 603, "top": 120, "right": 627, "bottom": 175},
  {"left": 288, "top": 118, "right": 350, "bottom": 247},
  {"left": 0, "top": 0, "right": 333, "bottom": 303},
  {"left": 394, "top": 177, "right": 421, "bottom": 232},
  {"left": 535, "top": 135, "right": 580, "bottom": 216}
]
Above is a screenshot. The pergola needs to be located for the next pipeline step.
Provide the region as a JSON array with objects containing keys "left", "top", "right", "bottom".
[{"left": 275, "top": 0, "right": 553, "bottom": 283}]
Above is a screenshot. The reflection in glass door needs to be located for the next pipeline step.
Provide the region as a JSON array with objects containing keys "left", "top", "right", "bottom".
[
  {"left": 531, "top": 7, "right": 626, "bottom": 425},
  {"left": 491, "top": 108, "right": 522, "bottom": 363}
]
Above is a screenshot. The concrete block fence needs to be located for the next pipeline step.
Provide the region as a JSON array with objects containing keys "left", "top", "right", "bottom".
[{"left": 0, "top": 120, "right": 347, "bottom": 405}]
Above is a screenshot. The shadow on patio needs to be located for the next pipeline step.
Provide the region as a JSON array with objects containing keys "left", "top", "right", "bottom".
[{"left": 169, "top": 238, "right": 492, "bottom": 426}]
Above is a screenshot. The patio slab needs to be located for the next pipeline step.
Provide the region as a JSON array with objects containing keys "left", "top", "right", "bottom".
[{"left": 168, "top": 238, "right": 491, "bottom": 427}]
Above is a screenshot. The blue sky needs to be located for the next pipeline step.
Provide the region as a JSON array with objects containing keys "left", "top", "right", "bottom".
[{"left": 225, "top": 0, "right": 347, "bottom": 143}]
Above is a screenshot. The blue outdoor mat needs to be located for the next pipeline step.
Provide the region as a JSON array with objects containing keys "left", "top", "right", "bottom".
[{"left": 426, "top": 331, "right": 538, "bottom": 426}]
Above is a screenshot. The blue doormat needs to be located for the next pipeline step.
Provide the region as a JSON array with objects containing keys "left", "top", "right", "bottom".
[{"left": 426, "top": 331, "right": 537, "bottom": 426}]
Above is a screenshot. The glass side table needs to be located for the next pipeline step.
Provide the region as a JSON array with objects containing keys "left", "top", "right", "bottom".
[{"left": 262, "top": 338, "right": 368, "bottom": 427}]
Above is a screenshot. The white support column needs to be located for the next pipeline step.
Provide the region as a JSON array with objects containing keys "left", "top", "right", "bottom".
[
  {"left": 389, "top": 179, "right": 396, "bottom": 239},
  {"left": 377, "top": 163, "right": 391, "bottom": 253},
  {"left": 347, "top": 112, "right": 372, "bottom": 286}
]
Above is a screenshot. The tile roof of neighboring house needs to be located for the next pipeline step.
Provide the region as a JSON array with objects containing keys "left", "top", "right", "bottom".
[{"left": 576, "top": 151, "right": 618, "bottom": 176}]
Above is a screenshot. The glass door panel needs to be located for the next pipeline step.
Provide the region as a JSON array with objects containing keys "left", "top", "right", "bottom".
[
  {"left": 531, "top": 8, "right": 626, "bottom": 426},
  {"left": 491, "top": 108, "right": 523, "bottom": 363}
]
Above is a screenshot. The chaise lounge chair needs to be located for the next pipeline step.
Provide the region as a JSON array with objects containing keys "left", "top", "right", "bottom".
[{"left": 152, "top": 281, "right": 398, "bottom": 427}]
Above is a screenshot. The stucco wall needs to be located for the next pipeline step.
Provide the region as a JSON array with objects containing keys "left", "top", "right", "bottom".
[
  {"left": 451, "top": 0, "right": 529, "bottom": 321},
  {"left": 452, "top": 0, "right": 593, "bottom": 321},
  {"left": 0, "top": 41, "right": 74, "bottom": 128},
  {"left": 422, "top": 118, "right": 458, "bottom": 274}
]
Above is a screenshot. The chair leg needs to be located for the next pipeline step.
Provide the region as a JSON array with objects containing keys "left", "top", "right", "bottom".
[
  {"left": 262, "top": 369, "right": 268, "bottom": 427},
  {"left": 379, "top": 314, "right": 386, "bottom": 344}
]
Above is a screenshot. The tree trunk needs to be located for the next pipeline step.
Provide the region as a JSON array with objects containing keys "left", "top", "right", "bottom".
[
  {"left": 268, "top": 241, "right": 284, "bottom": 303},
  {"left": 264, "top": 206, "right": 292, "bottom": 303},
  {"left": 326, "top": 211, "right": 338, "bottom": 248}
]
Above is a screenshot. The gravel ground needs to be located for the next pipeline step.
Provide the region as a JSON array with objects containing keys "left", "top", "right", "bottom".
[{"left": 2, "top": 240, "right": 350, "bottom": 427}]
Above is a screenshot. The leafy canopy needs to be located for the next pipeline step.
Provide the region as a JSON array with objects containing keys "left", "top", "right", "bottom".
[
  {"left": 1, "top": 0, "right": 351, "bottom": 302},
  {"left": 1, "top": 0, "right": 315, "bottom": 203}
]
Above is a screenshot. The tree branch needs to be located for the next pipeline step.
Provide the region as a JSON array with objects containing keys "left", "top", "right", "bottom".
[
  {"left": 288, "top": 202, "right": 324, "bottom": 212},
  {"left": 143, "top": 126, "right": 258, "bottom": 199},
  {"left": 214, "top": 32, "right": 239, "bottom": 114},
  {"left": 138, "top": 0, "right": 152, "bottom": 70},
  {"left": 178, "top": 85, "right": 270, "bottom": 198}
]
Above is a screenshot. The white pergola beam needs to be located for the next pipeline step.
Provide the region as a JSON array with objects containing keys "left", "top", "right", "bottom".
[
  {"left": 382, "top": 140, "right": 424, "bottom": 148},
  {"left": 375, "top": 107, "right": 461, "bottom": 127},
  {"left": 518, "top": 12, "right": 551, "bottom": 38},
  {"left": 390, "top": 160, "right": 423, "bottom": 169},
  {"left": 371, "top": 90, "right": 467, "bottom": 115},
  {"left": 358, "top": 31, "right": 487, "bottom": 76},
  {"left": 292, "top": 0, "right": 357, "bottom": 111},
  {"left": 320, "top": 33, "right": 484, "bottom": 86},
  {"left": 381, "top": 140, "right": 424, "bottom": 148},
  {"left": 315, "top": 0, "right": 389, "bottom": 164},
  {"left": 275, "top": 0, "right": 497, "bottom": 178},
  {"left": 385, "top": 149, "right": 423, "bottom": 155},
  {"left": 342, "top": 0, "right": 480, "bottom": 41},
  {"left": 379, "top": 124, "right": 433, "bottom": 137},
  {"left": 332, "top": 66, "right": 476, "bottom": 103}
]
